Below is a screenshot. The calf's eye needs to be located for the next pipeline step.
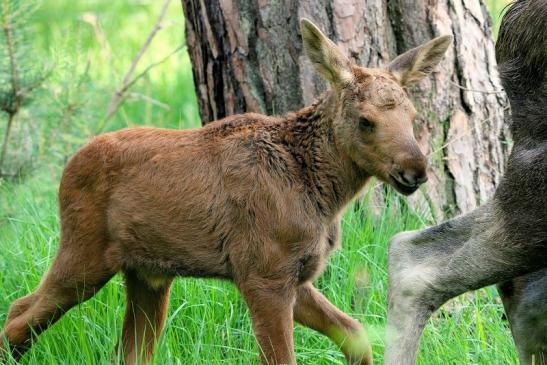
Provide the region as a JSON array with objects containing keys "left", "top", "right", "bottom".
[{"left": 359, "top": 117, "right": 374, "bottom": 132}]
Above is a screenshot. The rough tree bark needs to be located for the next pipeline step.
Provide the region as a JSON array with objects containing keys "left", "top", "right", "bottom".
[{"left": 181, "top": 0, "right": 508, "bottom": 218}]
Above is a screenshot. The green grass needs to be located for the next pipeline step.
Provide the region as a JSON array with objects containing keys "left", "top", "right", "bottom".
[
  {"left": 0, "top": 171, "right": 517, "bottom": 364},
  {"left": 0, "top": 0, "right": 517, "bottom": 364}
]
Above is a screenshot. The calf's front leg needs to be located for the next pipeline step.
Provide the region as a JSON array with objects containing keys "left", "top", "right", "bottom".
[
  {"left": 385, "top": 202, "right": 545, "bottom": 365},
  {"left": 294, "top": 282, "right": 372, "bottom": 365},
  {"left": 237, "top": 276, "right": 297, "bottom": 365}
]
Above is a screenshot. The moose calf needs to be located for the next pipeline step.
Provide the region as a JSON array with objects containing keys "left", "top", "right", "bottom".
[
  {"left": 1, "top": 19, "right": 451, "bottom": 365},
  {"left": 385, "top": 1, "right": 547, "bottom": 364}
]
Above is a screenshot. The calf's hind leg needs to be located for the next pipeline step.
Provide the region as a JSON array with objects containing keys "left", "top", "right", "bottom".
[
  {"left": 384, "top": 202, "right": 546, "bottom": 365},
  {"left": 118, "top": 270, "right": 173, "bottom": 365},
  {"left": 0, "top": 245, "right": 115, "bottom": 360},
  {"left": 294, "top": 283, "right": 372, "bottom": 365}
]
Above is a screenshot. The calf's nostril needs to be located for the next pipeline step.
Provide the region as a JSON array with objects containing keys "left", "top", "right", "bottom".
[
  {"left": 398, "top": 170, "right": 428, "bottom": 187},
  {"left": 398, "top": 171, "right": 413, "bottom": 185}
]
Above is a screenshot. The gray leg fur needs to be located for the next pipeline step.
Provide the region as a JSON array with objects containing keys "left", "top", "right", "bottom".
[
  {"left": 385, "top": 202, "right": 546, "bottom": 365},
  {"left": 498, "top": 269, "right": 547, "bottom": 365}
]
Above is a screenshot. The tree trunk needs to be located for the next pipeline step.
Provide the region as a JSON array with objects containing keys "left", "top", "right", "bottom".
[{"left": 181, "top": 0, "right": 508, "bottom": 218}]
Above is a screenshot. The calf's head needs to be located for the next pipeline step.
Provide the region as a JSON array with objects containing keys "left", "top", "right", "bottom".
[{"left": 300, "top": 19, "right": 451, "bottom": 195}]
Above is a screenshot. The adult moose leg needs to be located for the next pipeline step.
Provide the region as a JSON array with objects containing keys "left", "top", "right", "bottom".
[
  {"left": 294, "top": 283, "right": 372, "bottom": 365},
  {"left": 384, "top": 202, "right": 546, "bottom": 365},
  {"left": 498, "top": 269, "right": 547, "bottom": 365},
  {"left": 119, "top": 270, "right": 173, "bottom": 365}
]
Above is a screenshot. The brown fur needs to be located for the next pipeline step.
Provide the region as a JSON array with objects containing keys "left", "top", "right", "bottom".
[{"left": 0, "top": 19, "right": 451, "bottom": 365}]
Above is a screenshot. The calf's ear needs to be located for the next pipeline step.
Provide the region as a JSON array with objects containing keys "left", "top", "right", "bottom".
[
  {"left": 388, "top": 35, "right": 453, "bottom": 87},
  {"left": 300, "top": 18, "right": 354, "bottom": 87}
]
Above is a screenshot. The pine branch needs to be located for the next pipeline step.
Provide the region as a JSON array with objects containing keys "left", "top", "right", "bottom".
[
  {"left": 104, "top": 0, "right": 172, "bottom": 122},
  {"left": 117, "top": 44, "right": 185, "bottom": 100},
  {"left": 0, "top": 0, "right": 47, "bottom": 176},
  {"left": 0, "top": 0, "right": 22, "bottom": 172},
  {"left": 0, "top": 113, "right": 14, "bottom": 171}
]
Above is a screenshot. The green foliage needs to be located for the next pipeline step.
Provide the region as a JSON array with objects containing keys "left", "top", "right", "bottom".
[
  {"left": 0, "top": 0, "right": 45, "bottom": 112},
  {"left": 0, "top": 0, "right": 49, "bottom": 176},
  {"left": 0, "top": 0, "right": 200, "bottom": 178},
  {"left": 31, "top": 0, "right": 200, "bottom": 132}
]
